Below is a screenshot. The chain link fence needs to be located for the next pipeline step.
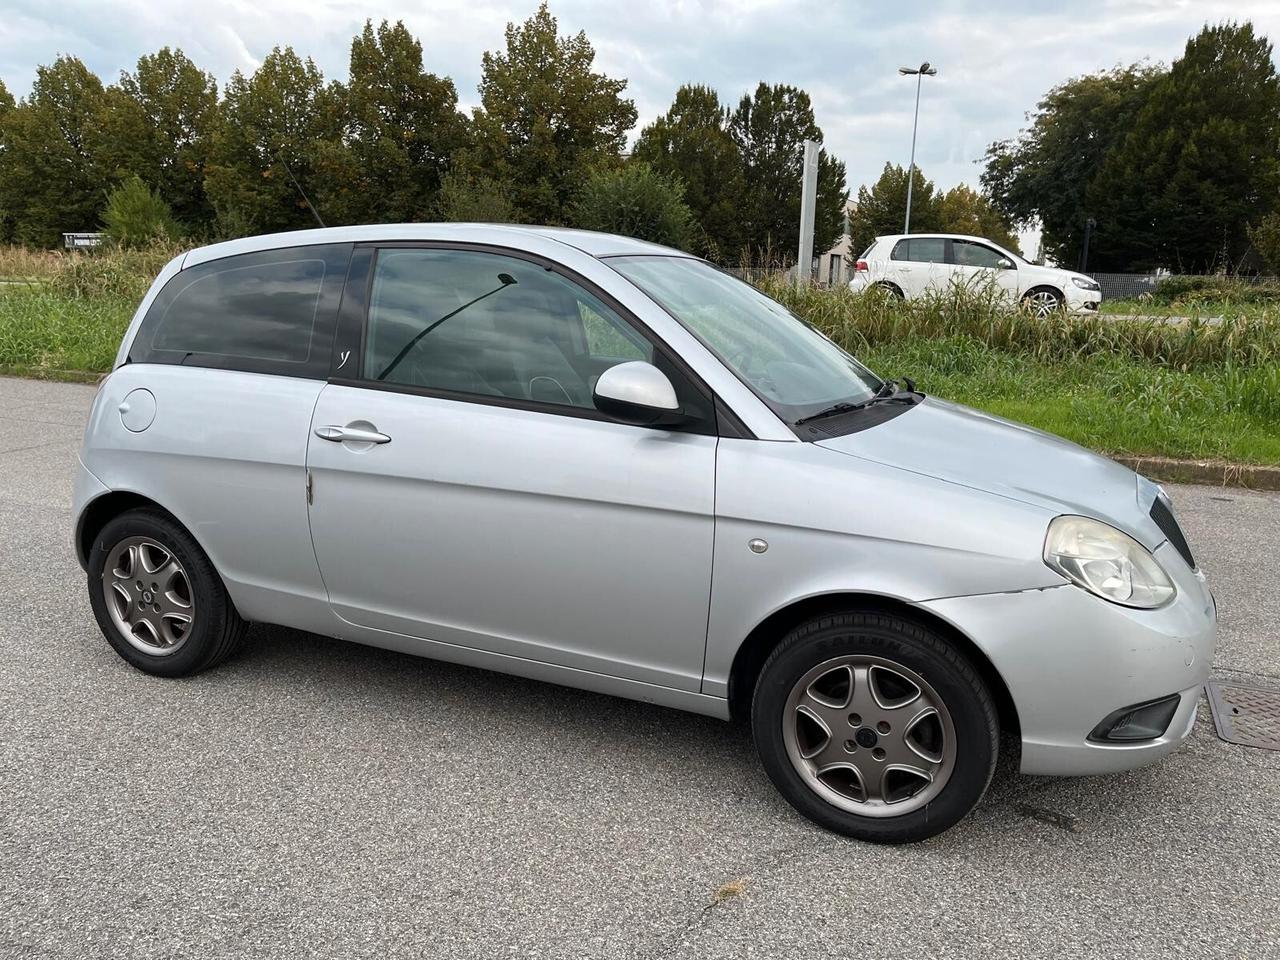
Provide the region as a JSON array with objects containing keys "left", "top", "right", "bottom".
[{"left": 1087, "top": 272, "right": 1280, "bottom": 302}]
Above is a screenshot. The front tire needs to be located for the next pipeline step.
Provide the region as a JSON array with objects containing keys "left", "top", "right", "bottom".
[
  {"left": 752, "top": 611, "right": 998, "bottom": 843},
  {"left": 87, "top": 508, "right": 247, "bottom": 677},
  {"left": 1022, "top": 287, "right": 1064, "bottom": 318}
]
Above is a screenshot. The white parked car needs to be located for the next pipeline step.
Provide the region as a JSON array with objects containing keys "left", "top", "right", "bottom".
[{"left": 850, "top": 234, "right": 1102, "bottom": 316}]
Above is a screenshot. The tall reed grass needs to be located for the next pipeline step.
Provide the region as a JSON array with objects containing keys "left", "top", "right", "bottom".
[{"left": 760, "top": 277, "right": 1280, "bottom": 370}]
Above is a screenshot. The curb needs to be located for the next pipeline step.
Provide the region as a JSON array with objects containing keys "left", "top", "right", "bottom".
[{"left": 1114, "top": 455, "right": 1280, "bottom": 491}]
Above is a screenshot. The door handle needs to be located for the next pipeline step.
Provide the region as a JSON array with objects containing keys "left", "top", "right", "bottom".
[{"left": 314, "top": 424, "right": 391, "bottom": 444}]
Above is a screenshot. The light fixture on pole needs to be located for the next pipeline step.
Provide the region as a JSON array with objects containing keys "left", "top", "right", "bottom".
[{"left": 899, "top": 61, "right": 937, "bottom": 234}]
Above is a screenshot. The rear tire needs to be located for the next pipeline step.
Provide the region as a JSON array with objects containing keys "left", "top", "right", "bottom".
[
  {"left": 87, "top": 508, "right": 247, "bottom": 677},
  {"left": 752, "top": 611, "right": 998, "bottom": 843},
  {"left": 871, "top": 281, "right": 904, "bottom": 301}
]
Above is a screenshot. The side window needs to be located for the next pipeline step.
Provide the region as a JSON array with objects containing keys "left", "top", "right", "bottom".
[
  {"left": 364, "top": 248, "right": 661, "bottom": 412},
  {"left": 890, "top": 238, "right": 946, "bottom": 263},
  {"left": 133, "top": 244, "right": 349, "bottom": 378},
  {"left": 952, "top": 240, "right": 1006, "bottom": 269}
]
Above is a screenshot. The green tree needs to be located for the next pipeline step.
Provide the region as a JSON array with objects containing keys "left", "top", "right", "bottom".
[
  {"left": 436, "top": 170, "right": 520, "bottom": 223},
  {"left": 1093, "top": 22, "right": 1280, "bottom": 271},
  {"left": 203, "top": 47, "right": 335, "bottom": 234},
  {"left": 847, "top": 163, "right": 941, "bottom": 255},
  {"left": 466, "top": 2, "right": 636, "bottom": 224},
  {"left": 569, "top": 161, "right": 695, "bottom": 248},
  {"left": 315, "top": 20, "right": 469, "bottom": 224},
  {"left": 203, "top": 48, "right": 335, "bottom": 235},
  {"left": 98, "top": 48, "right": 219, "bottom": 227},
  {"left": 936, "top": 184, "right": 1021, "bottom": 253},
  {"left": 728, "top": 82, "right": 846, "bottom": 262},
  {"left": 0, "top": 57, "right": 108, "bottom": 246},
  {"left": 632, "top": 84, "right": 744, "bottom": 260},
  {"left": 100, "top": 175, "right": 179, "bottom": 247},
  {"left": 0, "top": 79, "right": 14, "bottom": 242},
  {"left": 1248, "top": 210, "right": 1280, "bottom": 273},
  {"left": 982, "top": 64, "right": 1159, "bottom": 270}
]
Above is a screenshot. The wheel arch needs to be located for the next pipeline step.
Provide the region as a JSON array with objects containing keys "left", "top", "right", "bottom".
[
  {"left": 872, "top": 280, "right": 905, "bottom": 298},
  {"left": 1021, "top": 283, "right": 1064, "bottom": 304},
  {"left": 726, "top": 592, "right": 1020, "bottom": 737},
  {"left": 77, "top": 490, "right": 197, "bottom": 569}
]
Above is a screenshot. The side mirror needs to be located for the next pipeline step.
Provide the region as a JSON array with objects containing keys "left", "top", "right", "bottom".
[
  {"left": 593, "top": 361, "right": 682, "bottom": 427},
  {"left": 997, "top": 257, "right": 1015, "bottom": 270}
]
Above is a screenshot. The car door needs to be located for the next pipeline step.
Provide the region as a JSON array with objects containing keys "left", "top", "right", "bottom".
[
  {"left": 888, "top": 237, "right": 948, "bottom": 298},
  {"left": 950, "top": 239, "right": 1019, "bottom": 304},
  {"left": 305, "top": 244, "right": 719, "bottom": 693}
]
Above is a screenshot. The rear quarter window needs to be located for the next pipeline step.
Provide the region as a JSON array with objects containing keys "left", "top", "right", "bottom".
[
  {"left": 890, "top": 238, "right": 947, "bottom": 263},
  {"left": 131, "top": 244, "right": 351, "bottom": 378}
]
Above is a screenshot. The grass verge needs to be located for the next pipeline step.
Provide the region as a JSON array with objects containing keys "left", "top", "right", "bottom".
[{"left": 0, "top": 256, "right": 1277, "bottom": 465}]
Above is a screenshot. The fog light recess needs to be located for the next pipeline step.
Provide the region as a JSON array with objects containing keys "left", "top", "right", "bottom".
[{"left": 1089, "top": 694, "right": 1181, "bottom": 743}]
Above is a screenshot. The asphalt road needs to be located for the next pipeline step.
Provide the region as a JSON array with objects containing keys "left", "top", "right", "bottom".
[{"left": 1, "top": 375, "right": 1277, "bottom": 960}]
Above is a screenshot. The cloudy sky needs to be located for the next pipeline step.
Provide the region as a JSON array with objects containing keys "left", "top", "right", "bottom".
[{"left": 3, "top": 0, "right": 1279, "bottom": 208}]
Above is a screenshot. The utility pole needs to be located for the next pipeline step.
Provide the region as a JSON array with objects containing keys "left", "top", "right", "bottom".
[
  {"left": 899, "top": 62, "right": 937, "bottom": 234},
  {"left": 1080, "top": 217, "right": 1097, "bottom": 273},
  {"left": 796, "top": 139, "right": 819, "bottom": 286}
]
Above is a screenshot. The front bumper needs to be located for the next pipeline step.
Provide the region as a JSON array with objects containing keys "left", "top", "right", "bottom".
[
  {"left": 1065, "top": 283, "right": 1102, "bottom": 315},
  {"left": 922, "top": 542, "right": 1215, "bottom": 776}
]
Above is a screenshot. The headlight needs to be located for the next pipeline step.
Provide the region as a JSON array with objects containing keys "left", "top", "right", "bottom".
[
  {"left": 1071, "top": 276, "right": 1100, "bottom": 291},
  {"left": 1043, "top": 516, "right": 1175, "bottom": 608}
]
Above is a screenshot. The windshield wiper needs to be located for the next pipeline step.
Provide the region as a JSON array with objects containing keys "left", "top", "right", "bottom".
[
  {"left": 793, "top": 401, "right": 865, "bottom": 425},
  {"left": 793, "top": 378, "right": 917, "bottom": 427}
]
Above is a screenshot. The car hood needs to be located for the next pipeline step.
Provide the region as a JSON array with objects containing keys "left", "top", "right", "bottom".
[
  {"left": 815, "top": 398, "right": 1160, "bottom": 548},
  {"left": 1025, "top": 263, "right": 1092, "bottom": 289}
]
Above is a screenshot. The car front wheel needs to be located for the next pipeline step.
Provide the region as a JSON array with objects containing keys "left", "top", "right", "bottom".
[
  {"left": 752, "top": 611, "right": 998, "bottom": 843},
  {"left": 1022, "top": 288, "right": 1064, "bottom": 318}
]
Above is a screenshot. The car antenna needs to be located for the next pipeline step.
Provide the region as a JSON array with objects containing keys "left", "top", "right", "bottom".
[{"left": 276, "top": 151, "right": 326, "bottom": 229}]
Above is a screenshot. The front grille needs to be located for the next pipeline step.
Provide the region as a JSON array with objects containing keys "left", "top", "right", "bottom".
[{"left": 1150, "top": 495, "right": 1195, "bottom": 569}]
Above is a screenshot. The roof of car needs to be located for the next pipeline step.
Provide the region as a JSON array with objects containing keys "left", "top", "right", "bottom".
[
  {"left": 182, "top": 223, "right": 686, "bottom": 268},
  {"left": 874, "top": 233, "right": 1006, "bottom": 246}
]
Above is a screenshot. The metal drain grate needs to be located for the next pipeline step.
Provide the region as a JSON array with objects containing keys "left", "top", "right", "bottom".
[{"left": 1206, "top": 680, "right": 1280, "bottom": 751}]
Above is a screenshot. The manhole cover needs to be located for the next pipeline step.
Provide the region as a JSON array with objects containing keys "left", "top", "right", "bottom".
[{"left": 1206, "top": 680, "right": 1280, "bottom": 751}]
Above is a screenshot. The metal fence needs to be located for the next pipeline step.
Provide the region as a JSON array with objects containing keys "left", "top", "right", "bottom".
[{"left": 1087, "top": 272, "right": 1280, "bottom": 302}]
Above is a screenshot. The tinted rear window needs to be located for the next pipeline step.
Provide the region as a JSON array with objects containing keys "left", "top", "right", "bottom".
[
  {"left": 132, "top": 244, "right": 350, "bottom": 378},
  {"left": 891, "top": 238, "right": 946, "bottom": 263}
]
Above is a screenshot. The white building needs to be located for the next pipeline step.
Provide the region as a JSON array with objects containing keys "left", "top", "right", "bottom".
[{"left": 815, "top": 199, "right": 857, "bottom": 286}]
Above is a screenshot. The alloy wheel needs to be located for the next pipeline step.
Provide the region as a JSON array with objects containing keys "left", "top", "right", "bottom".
[
  {"left": 782, "top": 655, "right": 957, "bottom": 818},
  {"left": 1024, "top": 290, "right": 1061, "bottom": 318},
  {"left": 101, "top": 537, "right": 196, "bottom": 656}
]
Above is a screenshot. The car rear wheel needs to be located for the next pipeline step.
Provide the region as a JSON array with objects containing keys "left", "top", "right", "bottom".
[
  {"left": 87, "top": 508, "right": 247, "bottom": 677},
  {"left": 870, "top": 281, "right": 904, "bottom": 301},
  {"left": 752, "top": 611, "right": 998, "bottom": 843}
]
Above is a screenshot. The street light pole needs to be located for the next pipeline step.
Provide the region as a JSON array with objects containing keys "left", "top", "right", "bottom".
[{"left": 899, "top": 62, "right": 937, "bottom": 234}]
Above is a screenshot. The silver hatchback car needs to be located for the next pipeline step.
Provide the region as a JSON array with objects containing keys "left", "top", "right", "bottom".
[{"left": 74, "top": 225, "right": 1216, "bottom": 842}]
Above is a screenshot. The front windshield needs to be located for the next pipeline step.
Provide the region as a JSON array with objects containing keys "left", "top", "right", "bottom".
[{"left": 609, "top": 256, "right": 883, "bottom": 423}]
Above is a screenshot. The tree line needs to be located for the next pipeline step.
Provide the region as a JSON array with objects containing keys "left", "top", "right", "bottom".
[
  {"left": 0, "top": 3, "right": 857, "bottom": 262},
  {"left": 983, "top": 20, "right": 1280, "bottom": 274}
]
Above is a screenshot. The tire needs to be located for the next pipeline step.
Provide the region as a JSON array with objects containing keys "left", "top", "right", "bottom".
[
  {"left": 871, "top": 281, "right": 904, "bottom": 301},
  {"left": 751, "top": 611, "right": 998, "bottom": 843},
  {"left": 1021, "top": 287, "right": 1063, "bottom": 318},
  {"left": 87, "top": 508, "right": 247, "bottom": 677}
]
